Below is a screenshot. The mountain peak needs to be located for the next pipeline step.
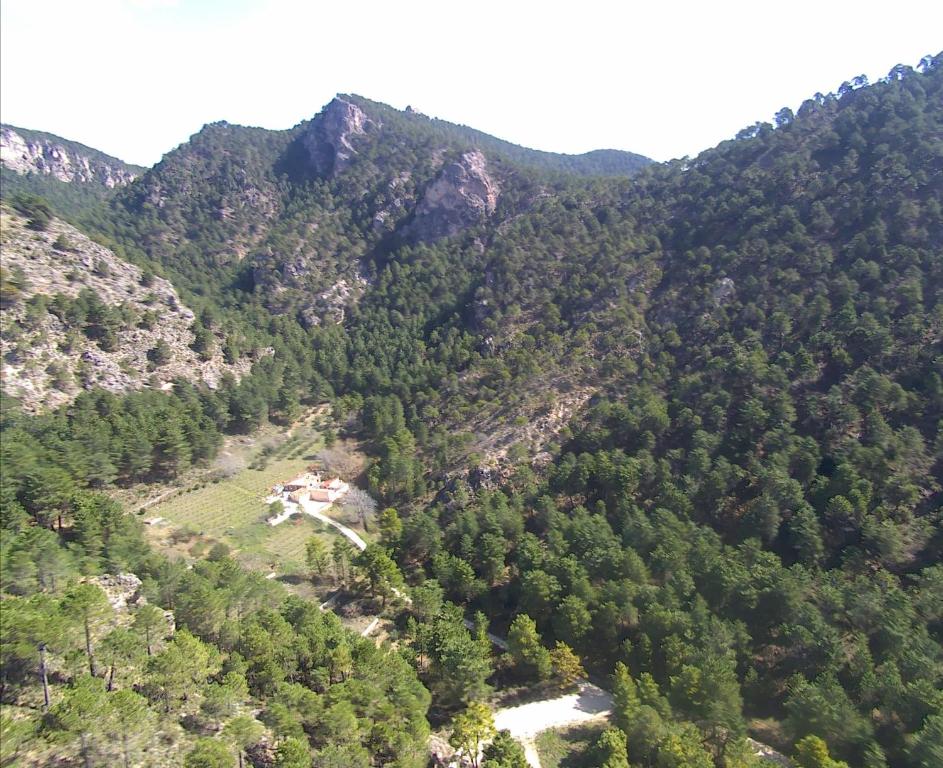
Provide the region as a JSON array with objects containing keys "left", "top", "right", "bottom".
[{"left": 303, "top": 96, "right": 379, "bottom": 177}]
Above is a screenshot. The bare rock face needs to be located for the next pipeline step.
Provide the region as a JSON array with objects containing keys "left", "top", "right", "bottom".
[
  {"left": 0, "top": 126, "right": 137, "bottom": 188},
  {"left": 0, "top": 205, "right": 252, "bottom": 413},
  {"left": 711, "top": 277, "right": 736, "bottom": 305},
  {"left": 86, "top": 573, "right": 175, "bottom": 634},
  {"left": 404, "top": 150, "right": 500, "bottom": 241},
  {"left": 428, "top": 735, "right": 457, "bottom": 767},
  {"left": 303, "top": 98, "right": 376, "bottom": 177},
  {"left": 88, "top": 573, "right": 144, "bottom": 611},
  {"left": 372, "top": 172, "right": 414, "bottom": 233}
]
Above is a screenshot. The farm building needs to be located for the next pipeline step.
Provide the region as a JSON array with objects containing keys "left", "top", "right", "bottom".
[
  {"left": 310, "top": 476, "right": 350, "bottom": 502},
  {"left": 282, "top": 472, "right": 350, "bottom": 503}
]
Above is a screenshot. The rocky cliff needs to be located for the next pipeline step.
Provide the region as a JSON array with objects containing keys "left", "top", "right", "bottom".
[
  {"left": 303, "top": 97, "right": 378, "bottom": 177},
  {"left": 1, "top": 125, "right": 141, "bottom": 188},
  {"left": 404, "top": 150, "right": 500, "bottom": 241},
  {"left": 0, "top": 205, "right": 251, "bottom": 413}
]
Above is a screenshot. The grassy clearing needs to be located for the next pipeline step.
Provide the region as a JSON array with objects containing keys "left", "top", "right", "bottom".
[
  {"left": 534, "top": 723, "right": 605, "bottom": 768},
  {"left": 150, "top": 455, "right": 314, "bottom": 537},
  {"left": 140, "top": 420, "right": 364, "bottom": 576},
  {"left": 144, "top": 448, "right": 342, "bottom": 576},
  {"left": 136, "top": 412, "right": 376, "bottom": 619}
]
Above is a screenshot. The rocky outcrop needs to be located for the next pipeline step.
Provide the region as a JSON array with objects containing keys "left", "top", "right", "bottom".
[
  {"left": 0, "top": 205, "right": 252, "bottom": 413},
  {"left": 303, "top": 97, "right": 377, "bottom": 177},
  {"left": 372, "top": 172, "right": 414, "bottom": 233},
  {"left": 86, "top": 573, "right": 175, "bottom": 633},
  {"left": 88, "top": 573, "right": 145, "bottom": 612},
  {"left": 404, "top": 150, "right": 500, "bottom": 241},
  {"left": 711, "top": 277, "right": 736, "bottom": 305},
  {"left": 1, "top": 125, "right": 138, "bottom": 187}
]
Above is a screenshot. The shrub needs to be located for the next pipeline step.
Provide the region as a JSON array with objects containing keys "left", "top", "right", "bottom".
[
  {"left": 52, "top": 235, "right": 74, "bottom": 252},
  {"left": 12, "top": 193, "right": 52, "bottom": 231},
  {"left": 147, "top": 339, "right": 173, "bottom": 367}
]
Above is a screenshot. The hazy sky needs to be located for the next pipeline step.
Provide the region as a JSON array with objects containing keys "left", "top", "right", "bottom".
[{"left": 2, "top": 0, "right": 940, "bottom": 167}]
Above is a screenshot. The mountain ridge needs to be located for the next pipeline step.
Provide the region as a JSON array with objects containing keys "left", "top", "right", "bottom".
[
  {"left": 1, "top": 123, "right": 145, "bottom": 225},
  {"left": 1, "top": 56, "right": 941, "bottom": 768},
  {"left": 335, "top": 93, "right": 654, "bottom": 177},
  {"left": 1, "top": 123, "right": 143, "bottom": 185}
]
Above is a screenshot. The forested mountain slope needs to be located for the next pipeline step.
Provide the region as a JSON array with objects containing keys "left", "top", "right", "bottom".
[
  {"left": 0, "top": 201, "right": 252, "bottom": 413},
  {"left": 378, "top": 58, "right": 943, "bottom": 767},
  {"left": 1, "top": 57, "right": 941, "bottom": 768},
  {"left": 77, "top": 95, "right": 650, "bottom": 323},
  {"left": 1, "top": 124, "right": 142, "bottom": 222}
]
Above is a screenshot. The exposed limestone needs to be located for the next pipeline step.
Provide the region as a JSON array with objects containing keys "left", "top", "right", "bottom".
[
  {"left": 87, "top": 573, "right": 145, "bottom": 612},
  {"left": 0, "top": 206, "right": 251, "bottom": 413},
  {"left": 711, "top": 277, "right": 736, "bottom": 305},
  {"left": 474, "top": 381, "right": 594, "bottom": 468},
  {"left": 428, "top": 734, "right": 458, "bottom": 767},
  {"left": 372, "top": 172, "right": 414, "bottom": 232},
  {"left": 746, "top": 738, "right": 792, "bottom": 767},
  {"left": 86, "top": 573, "right": 175, "bottom": 633},
  {"left": 404, "top": 150, "right": 500, "bottom": 241},
  {"left": 303, "top": 97, "right": 377, "bottom": 177},
  {"left": 299, "top": 276, "right": 368, "bottom": 327},
  {"left": 1, "top": 126, "right": 137, "bottom": 187}
]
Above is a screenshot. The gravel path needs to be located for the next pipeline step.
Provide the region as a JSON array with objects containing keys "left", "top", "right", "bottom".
[
  {"left": 136, "top": 486, "right": 180, "bottom": 512},
  {"left": 299, "top": 497, "right": 367, "bottom": 550},
  {"left": 360, "top": 616, "right": 381, "bottom": 637},
  {"left": 492, "top": 683, "right": 613, "bottom": 768},
  {"left": 265, "top": 495, "right": 335, "bottom": 527},
  {"left": 462, "top": 619, "right": 509, "bottom": 650},
  {"left": 295, "top": 497, "right": 397, "bottom": 638}
]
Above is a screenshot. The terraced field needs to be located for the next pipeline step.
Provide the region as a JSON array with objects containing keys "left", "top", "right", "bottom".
[
  {"left": 153, "top": 456, "right": 312, "bottom": 537},
  {"left": 142, "top": 425, "right": 358, "bottom": 577}
]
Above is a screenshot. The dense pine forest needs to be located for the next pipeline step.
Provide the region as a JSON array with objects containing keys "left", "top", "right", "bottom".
[{"left": 1, "top": 54, "right": 941, "bottom": 768}]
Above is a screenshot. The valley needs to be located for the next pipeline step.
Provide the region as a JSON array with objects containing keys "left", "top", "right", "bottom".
[
  {"left": 126, "top": 409, "right": 384, "bottom": 628},
  {"left": 1, "top": 54, "right": 942, "bottom": 768}
]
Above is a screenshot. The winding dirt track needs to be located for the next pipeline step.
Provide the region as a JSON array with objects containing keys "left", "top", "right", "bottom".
[
  {"left": 284, "top": 500, "right": 785, "bottom": 768},
  {"left": 298, "top": 497, "right": 368, "bottom": 550}
]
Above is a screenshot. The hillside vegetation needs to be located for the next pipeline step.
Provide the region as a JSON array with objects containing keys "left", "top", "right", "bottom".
[
  {"left": 0, "top": 201, "right": 251, "bottom": 413},
  {"left": 1, "top": 56, "right": 941, "bottom": 768}
]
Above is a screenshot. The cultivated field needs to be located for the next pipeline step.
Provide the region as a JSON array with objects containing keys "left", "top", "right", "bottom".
[{"left": 139, "top": 415, "right": 367, "bottom": 582}]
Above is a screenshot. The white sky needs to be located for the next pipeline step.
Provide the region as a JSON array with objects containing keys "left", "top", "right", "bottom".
[{"left": 1, "top": 0, "right": 941, "bottom": 167}]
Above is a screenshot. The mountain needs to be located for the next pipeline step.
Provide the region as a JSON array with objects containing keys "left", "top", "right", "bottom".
[
  {"left": 0, "top": 201, "right": 252, "bottom": 413},
  {"left": 94, "top": 95, "right": 652, "bottom": 322},
  {"left": 1, "top": 124, "right": 143, "bottom": 223},
  {"left": 1, "top": 57, "right": 941, "bottom": 768},
  {"left": 0, "top": 125, "right": 142, "bottom": 187},
  {"left": 335, "top": 94, "right": 652, "bottom": 177},
  {"left": 1, "top": 95, "right": 646, "bottom": 410}
]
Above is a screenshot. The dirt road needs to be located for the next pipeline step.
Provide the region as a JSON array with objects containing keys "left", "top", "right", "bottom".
[
  {"left": 298, "top": 497, "right": 368, "bottom": 550},
  {"left": 297, "top": 504, "right": 787, "bottom": 768},
  {"left": 492, "top": 683, "right": 613, "bottom": 768}
]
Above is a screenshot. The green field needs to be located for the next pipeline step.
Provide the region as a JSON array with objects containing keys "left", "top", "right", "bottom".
[
  {"left": 535, "top": 724, "right": 605, "bottom": 768},
  {"left": 142, "top": 426, "right": 358, "bottom": 576},
  {"left": 151, "top": 456, "right": 311, "bottom": 536}
]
